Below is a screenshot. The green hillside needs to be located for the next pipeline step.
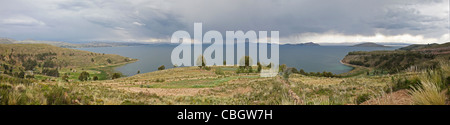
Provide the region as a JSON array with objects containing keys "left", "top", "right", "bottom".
[
  {"left": 0, "top": 44, "right": 136, "bottom": 81},
  {"left": 342, "top": 42, "right": 450, "bottom": 74}
]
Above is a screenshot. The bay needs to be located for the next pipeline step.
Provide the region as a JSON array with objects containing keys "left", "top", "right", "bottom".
[{"left": 77, "top": 45, "right": 398, "bottom": 76}]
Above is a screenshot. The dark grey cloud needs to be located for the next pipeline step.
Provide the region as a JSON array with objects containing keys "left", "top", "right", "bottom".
[{"left": 0, "top": 0, "right": 448, "bottom": 43}]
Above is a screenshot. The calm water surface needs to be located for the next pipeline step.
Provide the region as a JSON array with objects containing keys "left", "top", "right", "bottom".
[{"left": 77, "top": 45, "right": 398, "bottom": 76}]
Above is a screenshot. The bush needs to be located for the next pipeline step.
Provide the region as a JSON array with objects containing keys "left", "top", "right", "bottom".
[
  {"left": 93, "top": 76, "right": 99, "bottom": 81},
  {"left": 22, "top": 58, "right": 37, "bottom": 70},
  {"left": 215, "top": 68, "right": 225, "bottom": 75},
  {"left": 107, "top": 59, "right": 112, "bottom": 64},
  {"left": 78, "top": 71, "right": 90, "bottom": 81},
  {"left": 390, "top": 77, "right": 421, "bottom": 92},
  {"left": 204, "top": 66, "right": 211, "bottom": 71},
  {"left": 158, "top": 65, "right": 165, "bottom": 70},
  {"left": 42, "top": 68, "right": 59, "bottom": 77},
  {"left": 43, "top": 60, "right": 56, "bottom": 68},
  {"left": 112, "top": 73, "right": 121, "bottom": 79}
]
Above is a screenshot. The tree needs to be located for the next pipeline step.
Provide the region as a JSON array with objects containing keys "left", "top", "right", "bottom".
[
  {"left": 93, "top": 76, "right": 99, "bottom": 81},
  {"left": 158, "top": 65, "right": 165, "bottom": 70},
  {"left": 239, "top": 56, "right": 253, "bottom": 67},
  {"left": 91, "top": 58, "right": 94, "bottom": 62},
  {"left": 257, "top": 62, "right": 262, "bottom": 73},
  {"left": 78, "top": 71, "right": 90, "bottom": 81},
  {"left": 196, "top": 55, "right": 206, "bottom": 69},
  {"left": 107, "top": 58, "right": 112, "bottom": 64},
  {"left": 112, "top": 73, "right": 121, "bottom": 79},
  {"left": 299, "top": 69, "right": 306, "bottom": 75},
  {"left": 137, "top": 70, "right": 140, "bottom": 74}
]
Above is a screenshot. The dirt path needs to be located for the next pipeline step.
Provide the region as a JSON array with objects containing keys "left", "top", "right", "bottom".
[{"left": 118, "top": 87, "right": 209, "bottom": 96}]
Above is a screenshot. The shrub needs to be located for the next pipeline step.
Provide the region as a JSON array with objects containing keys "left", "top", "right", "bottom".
[
  {"left": 78, "top": 71, "right": 90, "bottom": 81},
  {"left": 215, "top": 68, "right": 225, "bottom": 75},
  {"left": 299, "top": 69, "right": 306, "bottom": 75},
  {"left": 158, "top": 65, "right": 165, "bottom": 70},
  {"left": 390, "top": 77, "right": 421, "bottom": 92},
  {"left": 43, "top": 60, "right": 56, "bottom": 68},
  {"left": 107, "top": 59, "right": 112, "bottom": 64},
  {"left": 22, "top": 58, "right": 37, "bottom": 70},
  {"left": 112, "top": 73, "right": 121, "bottom": 79},
  {"left": 204, "top": 66, "right": 211, "bottom": 71},
  {"left": 93, "top": 76, "right": 99, "bottom": 81},
  {"left": 42, "top": 68, "right": 59, "bottom": 77}
]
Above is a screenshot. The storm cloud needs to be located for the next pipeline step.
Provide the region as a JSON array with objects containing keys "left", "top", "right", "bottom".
[{"left": 0, "top": 0, "right": 448, "bottom": 44}]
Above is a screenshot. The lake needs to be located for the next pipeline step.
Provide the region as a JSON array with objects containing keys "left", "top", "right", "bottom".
[{"left": 77, "top": 45, "right": 398, "bottom": 76}]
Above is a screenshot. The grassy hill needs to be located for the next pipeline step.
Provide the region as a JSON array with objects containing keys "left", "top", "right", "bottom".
[
  {"left": 342, "top": 42, "right": 450, "bottom": 74},
  {"left": 352, "top": 42, "right": 388, "bottom": 47},
  {"left": 398, "top": 42, "right": 450, "bottom": 51},
  {"left": 3, "top": 62, "right": 448, "bottom": 105},
  {"left": 0, "top": 44, "right": 136, "bottom": 82}
]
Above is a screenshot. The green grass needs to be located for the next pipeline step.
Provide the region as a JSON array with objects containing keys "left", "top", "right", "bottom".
[{"left": 140, "top": 76, "right": 260, "bottom": 88}]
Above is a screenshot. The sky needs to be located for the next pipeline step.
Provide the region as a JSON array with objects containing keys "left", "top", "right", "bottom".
[{"left": 0, "top": 0, "right": 449, "bottom": 44}]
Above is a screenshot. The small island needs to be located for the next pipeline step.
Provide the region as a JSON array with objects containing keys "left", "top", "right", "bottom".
[
  {"left": 351, "top": 42, "right": 388, "bottom": 47},
  {"left": 284, "top": 42, "right": 320, "bottom": 46}
]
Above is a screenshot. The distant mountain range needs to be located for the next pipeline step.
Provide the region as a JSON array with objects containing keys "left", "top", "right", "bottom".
[
  {"left": 351, "top": 42, "right": 388, "bottom": 47},
  {"left": 0, "top": 38, "right": 148, "bottom": 48},
  {"left": 284, "top": 42, "right": 320, "bottom": 46}
]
